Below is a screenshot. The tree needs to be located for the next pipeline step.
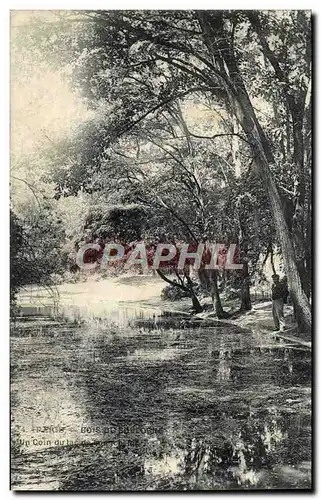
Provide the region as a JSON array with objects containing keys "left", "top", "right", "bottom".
[{"left": 19, "top": 10, "right": 311, "bottom": 332}]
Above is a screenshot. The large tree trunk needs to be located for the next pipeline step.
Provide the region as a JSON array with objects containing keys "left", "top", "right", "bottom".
[
  {"left": 247, "top": 11, "right": 311, "bottom": 324},
  {"left": 197, "top": 12, "right": 311, "bottom": 335},
  {"left": 236, "top": 96, "right": 311, "bottom": 334},
  {"left": 241, "top": 106, "right": 311, "bottom": 331}
]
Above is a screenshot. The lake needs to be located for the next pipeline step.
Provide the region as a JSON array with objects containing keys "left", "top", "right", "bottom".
[{"left": 11, "top": 276, "right": 311, "bottom": 490}]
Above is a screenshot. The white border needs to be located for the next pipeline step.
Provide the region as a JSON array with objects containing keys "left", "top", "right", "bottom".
[
  {"left": 1, "top": 2, "right": 319, "bottom": 498},
  {"left": 2, "top": 1, "right": 320, "bottom": 9}
]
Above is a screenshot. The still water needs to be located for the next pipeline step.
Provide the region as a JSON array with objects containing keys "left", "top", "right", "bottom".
[{"left": 11, "top": 281, "right": 311, "bottom": 490}]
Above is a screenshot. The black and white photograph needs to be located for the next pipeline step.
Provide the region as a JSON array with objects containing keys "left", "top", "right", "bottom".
[{"left": 10, "top": 9, "right": 312, "bottom": 491}]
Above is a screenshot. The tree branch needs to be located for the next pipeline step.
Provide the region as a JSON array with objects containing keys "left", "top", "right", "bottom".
[
  {"left": 10, "top": 176, "right": 41, "bottom": 206},
  {"left": 156, "top": 269, "right": 189, "bottom": 292},
  {"left": 188, "top": 131, "right": 251, "bottom": 145}
]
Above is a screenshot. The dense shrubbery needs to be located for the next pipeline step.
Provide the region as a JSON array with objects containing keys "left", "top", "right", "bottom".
[
  {"left": 161, "top": 278, "right": 203, "bottom": 302},
  {"left": 10, "top": 207, "right": 66, "bottom": 310},
  {"left": 161, "top": 283, "right": 190, "bottom": 302}
]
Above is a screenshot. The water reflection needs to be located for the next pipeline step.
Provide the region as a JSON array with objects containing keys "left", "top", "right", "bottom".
[{"left": 11, "top": 302, "right": 311, "bottom": 490}]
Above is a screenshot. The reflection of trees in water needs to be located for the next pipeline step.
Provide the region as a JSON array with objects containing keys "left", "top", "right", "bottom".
[
  {"left": 216, "top": 339, "right": 232, "bottom": 382},
  {"left": 179, "top": 408, "right": 298, "bottom": 489},
  {"left": 56, "top": 395, "right": 310, "bottom": 490},
  {"left": 57, "top": 329, "right": 172, "bottom": 490},
  {"left": 20, "top": 318, "right": 309, "bottom": 491}
]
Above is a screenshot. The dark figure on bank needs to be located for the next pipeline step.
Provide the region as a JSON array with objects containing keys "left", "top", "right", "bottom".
[
  {"left": 280, "top": 275, "right": 289, "bottom": 304},
  {"left": 271, "top": 274, "right": 288, "bottom": 332}
]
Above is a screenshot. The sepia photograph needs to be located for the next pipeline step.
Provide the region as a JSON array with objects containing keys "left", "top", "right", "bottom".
[{"left": 10, "top": 9, "right": 312, "bottom": 491}]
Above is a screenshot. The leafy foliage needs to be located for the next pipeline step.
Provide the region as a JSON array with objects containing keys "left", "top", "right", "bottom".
[{"left": 11, "top": 11, "right": 311, "bottom": 327}]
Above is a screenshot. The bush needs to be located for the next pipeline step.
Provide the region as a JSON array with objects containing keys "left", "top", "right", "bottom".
[
  {"left": 224, "top": 288, "right": 241, "bottom": 300},
  {"left": 10, "top": 207, "right": 66, "bottom": 312},
  {"left": 161, "top": 283, "right": 190, "bottom": 301}
]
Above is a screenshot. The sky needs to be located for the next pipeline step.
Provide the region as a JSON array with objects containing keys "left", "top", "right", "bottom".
[
  {"left": 9, "top": 9, "right": 271, "bottom": 211},
  {"left": 10, "top": 11, "right": 92, "bottom": 209},
  {"left": 11, "top": 11, "right": 91, "bottom": 157}
]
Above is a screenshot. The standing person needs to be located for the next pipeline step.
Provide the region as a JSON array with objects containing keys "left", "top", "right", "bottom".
[
  {"left": 280, "top": 275, "right": 289, "bottom": 304},
  {"left": 271, "top": 274, "right": 285, "bottom": 332}
]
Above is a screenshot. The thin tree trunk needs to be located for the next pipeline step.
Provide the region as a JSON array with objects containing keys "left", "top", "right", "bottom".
[
  {"left": 184, "top": 271, "right": 203, "bottom": 313},
  {"left": 210, "top": 271, "right": 228, "bottom": 318},
  {"left": 231, "top": 114, "right": 241, "bottom": 177},
  {"left": 199, "top": 268, "right": 228, "bottom": 319},
  {"left": 270, "top": 246, "right": 276, "bottom": 276},
  {"left": 191, "top": 294, "right": 203, "bottom": 314},
  {"left": 240, "top": 262, "right": 251, "bottom": 312},
  {"left": 156, "top": 269, "right": 203, "bottom": 313}
]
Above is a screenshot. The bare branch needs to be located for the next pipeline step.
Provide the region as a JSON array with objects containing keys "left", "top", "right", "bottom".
[{"left": 11, "top": 176, "right": 41, "bottom": 206}]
